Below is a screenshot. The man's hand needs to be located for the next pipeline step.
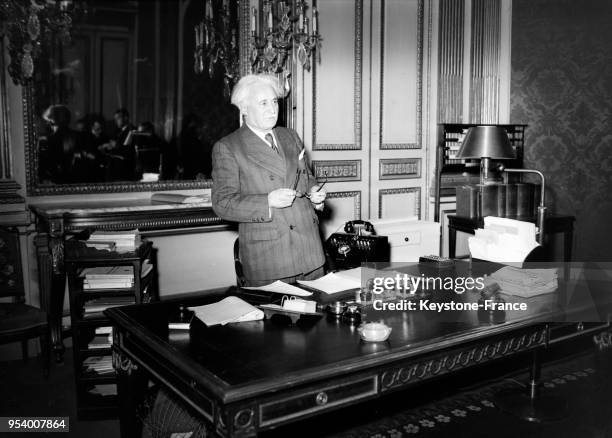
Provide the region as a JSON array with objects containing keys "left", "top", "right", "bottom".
[
  {"left": 268, "top": 188, "right": 296, "bottom": 209},
  {"left": 309, "top": 187, "right": 326, "bottom": 210}
]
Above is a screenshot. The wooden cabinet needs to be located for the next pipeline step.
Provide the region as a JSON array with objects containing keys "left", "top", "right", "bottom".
[{"left": 65, "top": 239, "right": 157, "bottom": 419}]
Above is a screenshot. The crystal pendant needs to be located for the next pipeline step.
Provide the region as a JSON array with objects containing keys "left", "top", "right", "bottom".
[
  {"left": 27, "top": 12, "right": 41, "bottom": 40},
  {"left": 22, "top": 52, "right": 34, "bottom": 79},
  {"left": 297, "top": 44, "right": 307, "bottom": 67}
]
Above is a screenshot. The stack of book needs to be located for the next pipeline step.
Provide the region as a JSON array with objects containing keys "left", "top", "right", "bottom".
[
  {"left": 82, "top": 355, "right": 114, "bottom": 376},
  {"left": 87, "top": 334, "right": 112, "bottom": 350},
  {"left": 88, "top": 384, "right": 117, "bottom": 397},
  {"left": 81, "top": 265, "right": 135, "bottom": 290},
  {"left": 83, "top": 296, "right": 135, "bottom": 319},
  {"left": 86, "top": 229, "right": 141, "bottom": 252}
]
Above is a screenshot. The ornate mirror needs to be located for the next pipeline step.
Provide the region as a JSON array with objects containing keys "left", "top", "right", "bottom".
[{"left": 23, "top": 0, "right": 251, "bottom": 195}]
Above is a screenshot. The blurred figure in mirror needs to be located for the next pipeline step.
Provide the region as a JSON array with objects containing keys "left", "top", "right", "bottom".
[
  {"left": 212, "top": 74, "right": 326, "bottom": 286},
  {"left": 100, "top": 107, "right": 137, "bottom": 181},
  {"left": 40, "top": 105, "right": 97, "bottom": 183},
  {"left": 179, "top": 113, "right": 212, "bottom": 180},
  {"left": 134, "top": 121, "right": 164, "bottom": 181}
]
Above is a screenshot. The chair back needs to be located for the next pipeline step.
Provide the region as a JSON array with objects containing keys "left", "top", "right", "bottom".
[{"left": 0, "top": 227, "right": 25, "bottom": 302}]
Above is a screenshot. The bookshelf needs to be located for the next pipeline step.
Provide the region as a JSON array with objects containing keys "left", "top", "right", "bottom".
[{"left": 65, "top": 238, "right": 157, "bottom": 419}]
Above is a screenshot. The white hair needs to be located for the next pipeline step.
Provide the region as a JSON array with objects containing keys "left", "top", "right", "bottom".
[{"left": 230, "top": 74, "right": 285, "bottom": 109}]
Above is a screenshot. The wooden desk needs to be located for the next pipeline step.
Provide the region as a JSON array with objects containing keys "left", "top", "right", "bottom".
[
  {"left": 106, "top": 273, "right": 607, "bottom": 438},
  {"left": 447, "top": 215, "right": 575, "bottom": 261},
  {"left": 29, "top": 199, "right": 225, "bottom": 362}
]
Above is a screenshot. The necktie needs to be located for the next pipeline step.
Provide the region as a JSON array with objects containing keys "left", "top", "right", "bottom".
[{"left": 265, "top": 133, "right": 279, "bottom": 154}]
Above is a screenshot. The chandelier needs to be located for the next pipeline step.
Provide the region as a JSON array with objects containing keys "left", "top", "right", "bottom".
[
  {"left": 0, "top": 0, "right": 82, "bottom": 85},
  {"left": 249, "top": 0, "right": 320, "bottom": 77},
  {"left": 194, "top": 0, "right": 240, "bottom": 98}
]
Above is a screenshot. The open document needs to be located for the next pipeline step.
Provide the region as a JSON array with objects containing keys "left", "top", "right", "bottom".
[
  {"left": 297, "top": 267, "right": 363, "bottom": 294},
  {"left": 189, "top": 296, "right": 264, "bottom": 326},
  {"left": 242, "top": 280, "right": 312, "bottom": 297}
]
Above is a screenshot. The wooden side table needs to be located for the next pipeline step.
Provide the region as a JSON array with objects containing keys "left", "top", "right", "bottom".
[{"left": 447, "top": 215, "right": 575, "bottom": 261}]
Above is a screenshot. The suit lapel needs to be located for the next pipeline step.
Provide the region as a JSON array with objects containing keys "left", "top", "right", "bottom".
[
  {"left": 241, "top": 125, "right": 285, "bottom": 178},
  {"left": 275, "top": 128, "right": 299, "bottom": 187}
]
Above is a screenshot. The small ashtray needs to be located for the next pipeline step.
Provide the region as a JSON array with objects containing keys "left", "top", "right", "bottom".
[
  {"left": 357, "top": 322, "right": 392, "bottom": 342},
  {"left": 327, "top": 301, "right": 347, "bottom": 316}
]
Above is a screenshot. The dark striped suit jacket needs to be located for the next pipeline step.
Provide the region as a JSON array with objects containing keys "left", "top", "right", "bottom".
[{"left": 212, "top": 125, "right": 325, "bottom": 282}]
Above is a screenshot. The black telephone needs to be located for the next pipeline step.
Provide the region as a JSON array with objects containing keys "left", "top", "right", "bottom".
[
  {"left": 325, "top": 221, "right": 389, "bottom": 270},
  {"left": 344, "top": 220, "right": 376, "bottom": 235}
]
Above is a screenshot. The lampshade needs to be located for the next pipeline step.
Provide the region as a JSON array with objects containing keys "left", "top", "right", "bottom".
[{"left": 456, "top": 126, "right": 515, "bottom": 159}]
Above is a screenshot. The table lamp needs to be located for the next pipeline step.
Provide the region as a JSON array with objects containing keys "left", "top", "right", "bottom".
[
  {"left": 456, "top": 126, "right": 547, "bottom": 245},
  {"left": 455, "top": 125, "right": 515, "bottom": 185}
]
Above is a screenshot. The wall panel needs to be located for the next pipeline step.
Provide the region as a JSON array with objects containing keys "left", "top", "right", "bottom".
[
  {"left": 380, "top": 0, "right": 420, "bottom": 149},
  {"left": 313, "top": 0, "right": 361, "bottom": 149}
]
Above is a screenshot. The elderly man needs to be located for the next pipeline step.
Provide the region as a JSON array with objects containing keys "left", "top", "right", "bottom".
[{"left": 212, "top": 74, "right": 326, "bottom": 286}]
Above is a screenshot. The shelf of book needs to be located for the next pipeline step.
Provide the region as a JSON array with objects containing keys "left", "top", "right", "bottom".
[{"left": 66, "top": 236, "right": 158, "bottom": 419}]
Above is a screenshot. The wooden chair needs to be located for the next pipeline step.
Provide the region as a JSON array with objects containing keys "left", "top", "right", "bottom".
[{"left": 0, "top": 227, "right": 50, "bottom": 377}]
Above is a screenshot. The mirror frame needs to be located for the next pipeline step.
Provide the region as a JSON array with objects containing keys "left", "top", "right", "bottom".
[{"left": 23, "top": 0, "right": 251, "bottom": 196}]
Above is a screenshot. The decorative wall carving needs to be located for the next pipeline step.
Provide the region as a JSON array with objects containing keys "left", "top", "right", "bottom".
[
  {"left": 313, "top": 160, "right": 361, "bottom": 182},
  {"left": 379, "top": 158, "right": 421, "bottom": 180}
]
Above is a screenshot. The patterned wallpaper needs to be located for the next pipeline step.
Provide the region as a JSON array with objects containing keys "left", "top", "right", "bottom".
[{"left": 511, "top": 0, "right": 612, "bottom": 261}]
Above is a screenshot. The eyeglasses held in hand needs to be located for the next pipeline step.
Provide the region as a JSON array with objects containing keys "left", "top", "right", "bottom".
[{"left": 295, "top": 172, "right": 328, "bottom": 198}]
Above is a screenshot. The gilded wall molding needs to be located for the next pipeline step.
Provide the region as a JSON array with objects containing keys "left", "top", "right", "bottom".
[
  {"left": 379, "top": 158, "right": 421, "bottom": 180},
  {"left": 378, "top": 186, "right": 421, "bottom": 219},
  {"left": 313, "top": 0, "right": 363, "bottom": 151},
  {"left": 313, "top": 160, "right": 361, "bottom": 182},
  {"left": 326, "top": 191, "right": 362, "bottom": 220},
  {"left": 379, "top": 0, "right": 424, "bottom": 150}
]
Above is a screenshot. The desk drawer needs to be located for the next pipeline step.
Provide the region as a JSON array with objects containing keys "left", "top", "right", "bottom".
[
  {"left": 259, "top": 376, "right": 377, "bottom": 427},
  {"left": 548, "top": 322, "right": 610, "bottom": 344}
]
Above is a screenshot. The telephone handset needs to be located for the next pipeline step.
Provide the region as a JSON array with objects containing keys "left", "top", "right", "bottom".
[{"left": 344, "top": 220, "right": 376, "bottom": 236}]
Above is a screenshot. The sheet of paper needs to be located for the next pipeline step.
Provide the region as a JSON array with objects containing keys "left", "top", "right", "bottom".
[
  {"left": 297, "top": 269, "right": 362, "bottom": 294},
  {"left": 241, "top": 280, "right": 312, "bottom": 297},
  {"left": 189, "top": 296, "right": 264, "bottom": 326}
]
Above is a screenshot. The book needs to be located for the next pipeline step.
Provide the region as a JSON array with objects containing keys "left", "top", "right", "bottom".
[
  {"left": 81, "top": 265, "right": 134, "bottom": 279},
  {"left": 88, "top": 335, "right": 112, "bottom": 349},
  {"left": 84, "top": 240, "right": 117, "bottom": 251},
  {"left": 151, "top": 192, "right": 211, "bottom": 204}
]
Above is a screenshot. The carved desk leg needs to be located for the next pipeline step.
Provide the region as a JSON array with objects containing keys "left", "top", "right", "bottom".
[
  {"left": 114, "top": 350, "right": 147, "bottom": 438},
  {"left": 34, "top": 231, "right": 66, "bottom": 363}
]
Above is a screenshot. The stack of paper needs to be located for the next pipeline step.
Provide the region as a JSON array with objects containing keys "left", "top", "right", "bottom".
[
  {"left": 87, "top": 229, "right": 141, "bottom": 252},
  {"left": 468, "top": 217, "right": 539, "bottom": 263},
  {"left": 81, "top": 265, "right": 134, "bottom": 289},
  {"left": 88, "top": 384, "right": 117, "bottom": 396},
  {"left": 83, "top": 356, "right": 114, "bottom": 375},
  {"left": 490, "top": 266, "right": 558, "bottom": 297},
  {"left": 87, "top": 333, "right": 113, "bottom": 349},
  {"left": 242, "top": 280, "right": 312, "bottom": 296},
  {"left": 189, "top": 296, "right": 264, "bottom": 326},
  {"left": 297, "top": 267, "right": 363, "bottom": 294},
  {"left": 83, "top": 296, "right": 135, "bottom": 317}
]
